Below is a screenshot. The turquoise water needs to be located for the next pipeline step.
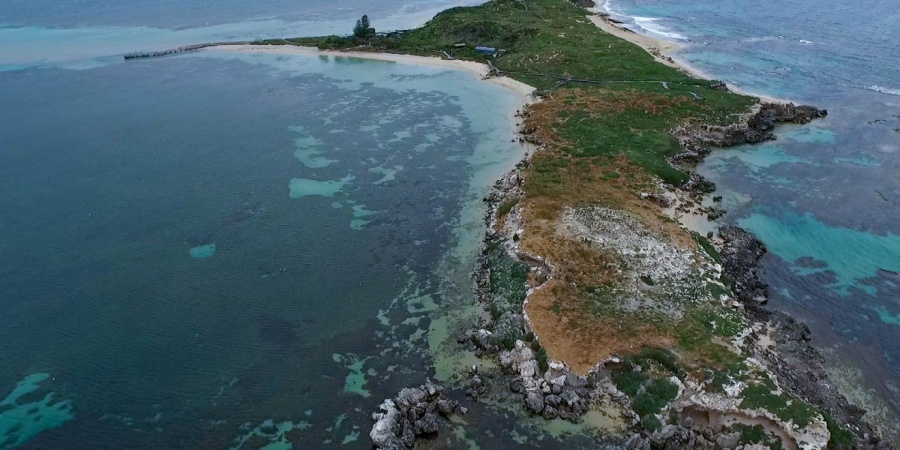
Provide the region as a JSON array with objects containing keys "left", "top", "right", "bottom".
[
  {"left": 603, "top": 0, "right": 900, "bottom": 424},
  {"left": 0, "top": 0, "right": 483, "bottom": 71},
  {"left": 0, "top": 374, "right": 73, "bottom": 448},
  {"left": 738, "top": 212, "right": 900, "bottom": 294},
  {"left": 703, "top": 143, "right": 813, "bottom": 170}
]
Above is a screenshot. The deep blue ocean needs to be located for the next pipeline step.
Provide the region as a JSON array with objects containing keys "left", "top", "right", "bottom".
[{"left": 602, "top": 0, "right": 900, "bottom": 436}]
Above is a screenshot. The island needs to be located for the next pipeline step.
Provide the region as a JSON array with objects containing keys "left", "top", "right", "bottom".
[{"left": 208, "top": 0, "right": 891, "bottom": 447}]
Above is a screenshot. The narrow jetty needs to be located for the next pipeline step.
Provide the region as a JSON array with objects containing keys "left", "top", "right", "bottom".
[{"left": 123, "top": 42, "right": 249, "bottom": 60}]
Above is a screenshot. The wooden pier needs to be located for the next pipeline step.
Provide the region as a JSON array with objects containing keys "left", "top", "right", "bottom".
[{"left": 123, "top": 42, "right": 249, "bottom": 60}]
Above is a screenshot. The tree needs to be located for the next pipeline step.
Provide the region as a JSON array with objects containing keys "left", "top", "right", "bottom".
[{"left": 353, "top": 15, "right": 374, "bottom": 38}]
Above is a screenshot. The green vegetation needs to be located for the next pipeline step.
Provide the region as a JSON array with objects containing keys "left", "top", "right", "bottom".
[
  {"left": 273, "top": 0, "right": 756, "bottom": 184},
  {"left": 486, "top": 243, "right": 529, "bottom": 317},
  {"left": 614, "top": 370, "right": 649, "bottom": 397},
  {"left": 695, "top": 233, "right": 722, "bottom": 264},
  {"left": 353, "top": 14, "right": 375, "bottom": 38},
  {"left": 640, "top": 414, "right": 663, "bottom": 432},
  {"left": 549, "top": 300, "right": 561, "bottom": 314},
  {"left": 484, "top": 243, "right": 531, "bottom": 349},
  {"left": 631, "top": 379, "right": 679, "bottom": 417},
  {"left": 678, "top": 306, "right": 746, "bottom": 346},
  {"left": 824, "top": 413, "right": 854, "bottom": 448},
  {"left": 535, "top": 346, "right": 549, "bottom": 373},
  {"left": 736, "top": 423, "right": 766, "bottom": 443},
  {"left": 496, "top": 197, "right": 520, "bottom": 218},
  {"left": 739, "top": 377, "right": 818, "bottom": 428},
  {"left": 612, "top": 348, "right": 682, "bottom": 419},
  {"left": 627, "top": 347, "right": 682, "bottom": 375},
  {"left": 705, "top": 359, "right": 747, "bottom": 393},
  {"left": 729, "top": 424, "right": 783, "bottom": 449}
]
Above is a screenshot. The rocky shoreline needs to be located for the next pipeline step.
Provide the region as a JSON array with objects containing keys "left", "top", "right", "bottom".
[
  {"left": 716, "top": 225, "right": 887, "bottom": 448},
  {"left": 366, "top": 96, "right": 894, "bottom": 449},
  {"left": 664, "top": 103, "right": 865, "bottom": 444}
]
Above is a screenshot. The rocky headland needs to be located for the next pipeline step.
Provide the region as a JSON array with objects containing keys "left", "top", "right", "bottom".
[
  {"left": 270, "top": 0, "right": 899, "bottom": 448},
  {"left": 366, "top": 94, "right": 890, "bottom": 449}
]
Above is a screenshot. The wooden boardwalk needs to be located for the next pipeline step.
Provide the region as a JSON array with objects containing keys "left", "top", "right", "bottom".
[{"left": 123, "top": 42, "right": 249, "bottom": 60}]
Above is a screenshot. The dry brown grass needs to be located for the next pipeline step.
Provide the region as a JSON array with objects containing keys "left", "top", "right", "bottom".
[
  {"left": 517, "top": 91, "right": 700, "bottom": 372},
  {"left": 527, "top": 279, "right": 676, "bottom": 374}
]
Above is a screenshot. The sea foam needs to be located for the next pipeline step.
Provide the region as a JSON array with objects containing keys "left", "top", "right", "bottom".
[
  {"left": 867, "top": 85, "right": 900, "bottom": 96},
  {"left": 632, "top": 16, "right": 688, "bottom": 41}
]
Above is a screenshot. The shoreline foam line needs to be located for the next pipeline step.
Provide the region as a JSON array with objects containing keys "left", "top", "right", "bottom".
[{"left": 587, "top": 14, "right": 792, "bottom": 104}]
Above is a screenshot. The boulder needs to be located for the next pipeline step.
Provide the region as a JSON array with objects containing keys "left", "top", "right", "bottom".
[
  {"left": 624, "top": 434, "right": 650, "bottom": 450},
  {"left": 370, "top": 399, "right": 401, "bottom": 448},
  {"left": 545, "top": 394, "right": 561, "bottom": 408},
  {"left": 436, "top": 399, "right": 457, "bottom": 417},
  {"left": 414, "top": 413, "right": 439, "bottom": 435},
  {"left": 525, "top": 391, "right": 545, "bottom": 414},
  {"left": 395, "top": 387, "right": 426, "bottom": 408},
  {"left": 715, "top": 431, "right": 741, "bottom": 449},
  {"left": 649, "top": 424, "right": 677, "bottom": 446},
  {"left": 542, "top": 405, "right": 559, "bottom": 419},
  {"left": 565, "top": 373, "right": 588, "bottom": 388},
  {"left": 369, "top": 381, "right": 454, "bottom": 449},
  {"left": 560, "top": 388, "right": 580, "bottom": 407}
]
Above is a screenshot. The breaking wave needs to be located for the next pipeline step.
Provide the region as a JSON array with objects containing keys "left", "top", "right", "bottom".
[
  {"left": 632, "top": 16, "right": 688, "bottom": 41},
  {"left": 866, "top": 85, "right": 900, "bottom": 96}
]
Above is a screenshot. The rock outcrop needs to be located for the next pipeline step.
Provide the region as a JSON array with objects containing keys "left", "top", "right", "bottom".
[
  {"left": 672, "top": 103, "right": 827, "bottom": 167},
  {"left": 718, "top": 225, "right": 769, "bottom": 304},
  {"left": 370, "top": 381, "right": 460, "bottom": 449},
  {"left": 499, "top": 341, "right": 599, "bottom": 422}
]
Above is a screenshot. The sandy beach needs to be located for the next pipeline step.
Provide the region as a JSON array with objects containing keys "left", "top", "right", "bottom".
[
  {"left": 207, "top": 44, "right": 537, "bottom": 103},
  {"left": 588, "top": 14, "right": 790, "bottom": 103},
  {"left": 588, "top": 15, "right": 683, "bottom": 69}
]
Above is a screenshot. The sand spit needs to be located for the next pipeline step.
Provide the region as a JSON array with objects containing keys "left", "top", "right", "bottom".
[{"left": 206, "top": 44, "right": 536, "bottom": 101}]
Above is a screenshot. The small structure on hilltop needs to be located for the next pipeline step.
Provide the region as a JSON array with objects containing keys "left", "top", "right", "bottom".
[{"left": 475, "top": 46, "right": 506, "bottom": 56}]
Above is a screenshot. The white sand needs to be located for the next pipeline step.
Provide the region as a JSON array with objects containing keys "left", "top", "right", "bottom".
[
  {"left": 206, "top": 44, "right": 536, "bottom": 102},
  {"left": 588, "top": 15, "right": 683, "bottom": 69},
  {"left": 588, "top": 15, "right": 791, "bottom": 104}
]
